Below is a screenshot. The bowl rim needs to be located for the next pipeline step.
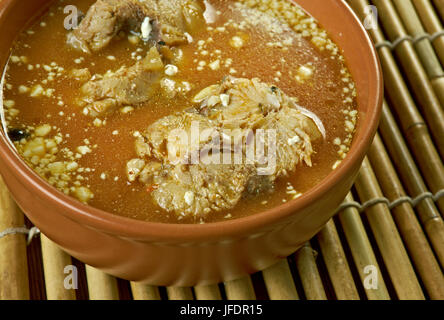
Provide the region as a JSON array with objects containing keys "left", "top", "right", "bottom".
[{"left": 0, "top": 0, "right": 383, "bottom": 242}]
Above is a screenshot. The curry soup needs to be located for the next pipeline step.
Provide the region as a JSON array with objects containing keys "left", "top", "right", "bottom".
[{"left": 1, "top": 0, "right": 358, "bottom": 223}]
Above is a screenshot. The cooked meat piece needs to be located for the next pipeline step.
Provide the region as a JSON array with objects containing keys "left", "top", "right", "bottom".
[
  {"left": 127, "top": 77, "right": 324, "bottom": 218},
  {"left": 68, "top": 0, "right": 205, "bottom": 52},
  {"left": 68, "top": 0, "right": 149, "bottom": 52},
  {"left": 78, "top": 47, "right": 164, "bottom": 116},
  {"left": 259, "top": 106, "right": 321, "bottom": 176},
  {"left": 206, "top": 77, "right": 323, "bottom": 137},
  {"left": 150, "top": 163, "right": 256, "bottom": 217},
  {"left": 199, "top": 77, "right": 323, "bottom": 175},
  {"left": 135, "top": 110, "right": 220, "bottom": 163}
]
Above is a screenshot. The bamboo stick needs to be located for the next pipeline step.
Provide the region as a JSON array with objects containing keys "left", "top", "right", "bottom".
[
  {"left": 392, "top": 0, "right": 444, "bottom": 75},
  {"left": 85, "top": 265, "right": 119, "bottom": 300},
  {"left": 40, "top": 234, "right": 76, "bottom": 300},
  {"left": 294, "top": 243, "right": 327, "bottom": 300},
  {"left": 368, "top": 134, "right": 444, "bottom": 299},
  {"left": 391, "top": 0, "right": 444, "bottom": 109},
  {"left": 166, "top": 287, "right": 194, "bottom": 300},
  {"left": 432, "top": 0, "right": 444, "bottom": 20},
  {"left": 262, "top": 259, "right": 299, "bottom": 300},
  {"left": 224, "top": 276, "right": 256, "bottom": 300},
  {"left": 371, "top": 0, "right": 444, "bottom": 158},
  {"left": 355, "top": 158, "right": 425, "bottom": 300},
  {"left": 194, "top": 285, "right": 222, "bottom": 300},
  {"left": 379, "top": 102, "right": 444, "bottom": 266},
  {"left": 348, "top": 0, "right": 444, "bottom": 215},
  {"left": 0, "top": 176, "right": 29, "bottom": 300},
  {"left": 377, "top": 53, "right": 444, "bottom": 215},
  {"left": 130, "top": 282, "right": 161, "bottom": 300},
  {"left": 412, "top": 0, "right": 444, "bottom": 68},
  {"left": 338, "top": 194, "right": 390, "bottom": 300},
  {"left": 316, "top": 220, "right": 360, "bottom": 300}
]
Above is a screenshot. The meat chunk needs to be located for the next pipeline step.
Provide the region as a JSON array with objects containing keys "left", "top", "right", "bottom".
[
  {"left": 68, "top": 0, "right": 149, "bottom": 52},
  {"left": 135, "top": 110, "right": 220, "bottom": 163},
  {"left": 150, "top": 163, "right": 256, "bottom": 217},
  {"left": 68, "top": 0, "right": 205, "bottom": 52},
  {"left": 78, "top": 47, "right": 164, "bottom": 116},
  {"left": 127, "top": 77, "right": 325, "bottom": 219},
  {"left": 197, "top": 77, "right": 323, "bottom": 175}
]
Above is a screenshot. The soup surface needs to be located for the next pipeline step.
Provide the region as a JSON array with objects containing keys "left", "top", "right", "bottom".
[{"left": 1, "top": 0, "right": 358, "bottom": 223}]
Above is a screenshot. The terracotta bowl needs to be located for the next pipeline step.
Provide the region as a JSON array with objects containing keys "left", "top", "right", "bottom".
[{"left": 0, "top": 0, "right": 382, "bottom": 286}]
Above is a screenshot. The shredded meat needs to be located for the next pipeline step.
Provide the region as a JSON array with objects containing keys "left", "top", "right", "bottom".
[{"left": 127, "top": 77, "right": 324, "bottom": 218}]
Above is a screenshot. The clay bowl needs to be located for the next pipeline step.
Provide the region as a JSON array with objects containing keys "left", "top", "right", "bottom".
[{"left": 0, "top": 0, "right": 382, "bottom": 286}]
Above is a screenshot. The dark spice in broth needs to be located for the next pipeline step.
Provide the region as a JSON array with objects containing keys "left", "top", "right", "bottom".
[{"left": 1, "top": 0, "right": 358, "bottom": 223}]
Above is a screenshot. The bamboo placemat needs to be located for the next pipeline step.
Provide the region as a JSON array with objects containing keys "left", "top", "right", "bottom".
[{"left": 1, "top": 0, "right": 444, "bottom": 300}]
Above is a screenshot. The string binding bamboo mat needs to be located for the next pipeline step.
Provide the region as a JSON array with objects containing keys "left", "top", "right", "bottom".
[{"left": 1, "top": 0, "right": 444, "bottom": 300}]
